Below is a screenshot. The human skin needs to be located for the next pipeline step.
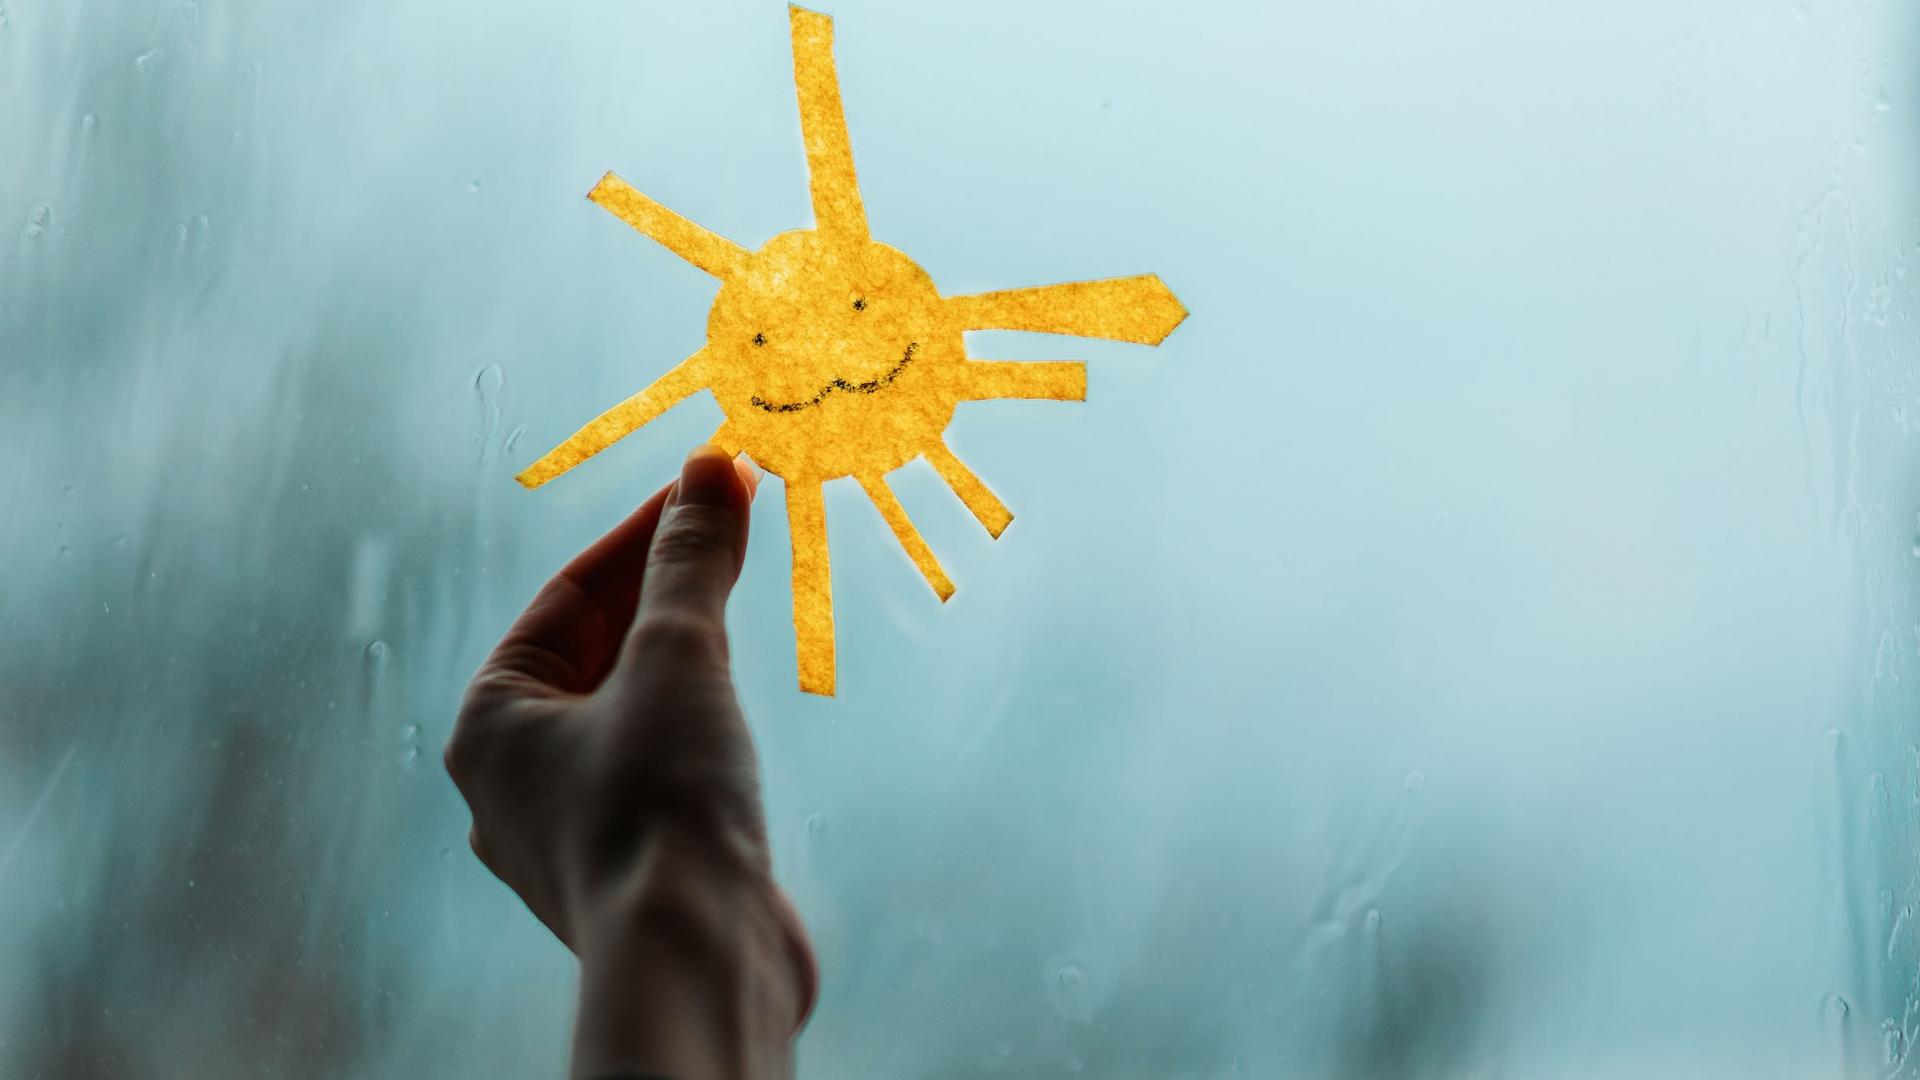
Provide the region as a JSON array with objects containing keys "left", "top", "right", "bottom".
[{"left": 445, "top": 444, "right": 818, "bottom": 1080}]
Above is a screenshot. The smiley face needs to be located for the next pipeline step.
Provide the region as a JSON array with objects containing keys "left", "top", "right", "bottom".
[{"left": 703, "top": 230, "right": 965, "bottom": 482}]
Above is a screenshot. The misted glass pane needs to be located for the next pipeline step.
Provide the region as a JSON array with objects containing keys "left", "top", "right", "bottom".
[{"left": 3, "top": 1, "right": 1916, "bottom": 1075}]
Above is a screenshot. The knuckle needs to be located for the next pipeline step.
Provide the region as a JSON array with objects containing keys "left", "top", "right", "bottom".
[
  {"left": 444, "top": 702, "right": 501, "bottom": 788},
  {"left": 630, "top": 610, "right": 727, "bottom": 662},
  {"left": 650, "top": 507, "right": 741, "bottom": 566},
  {"left": 442, "top": 728, "right": 480, "bottom": 786},
  {"left": 448, "top": 680, "right": 540, "bottom": 787}
]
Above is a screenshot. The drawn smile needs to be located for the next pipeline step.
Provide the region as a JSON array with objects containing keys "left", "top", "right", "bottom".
[{"left": 751, "top": 343, "right": 918, "bottom": 413}]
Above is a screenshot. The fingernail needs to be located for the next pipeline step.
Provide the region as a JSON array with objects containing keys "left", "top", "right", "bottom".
[
  {"left": 734, "top": 455, "right": 762, "bottom": 502},
  {"left": 677, "top": 444, "right": 738, "bottom": 508}
]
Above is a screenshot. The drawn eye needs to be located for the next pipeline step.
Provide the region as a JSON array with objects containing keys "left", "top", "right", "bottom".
[
  {"left": 752, "top": 332, "right": 767, "bottom": 346},
  {"left": 851, "top": 298, "right": 866, "bottom": 312}
]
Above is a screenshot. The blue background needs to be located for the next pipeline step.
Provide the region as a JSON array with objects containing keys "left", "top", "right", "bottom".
[{"left": 3, "top": 0, "right": 1918, "bottom": 1075}]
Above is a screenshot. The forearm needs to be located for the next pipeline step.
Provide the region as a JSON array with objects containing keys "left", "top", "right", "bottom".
[{"left": 568, "top": 836, "right": 810, "bottom": 1080}]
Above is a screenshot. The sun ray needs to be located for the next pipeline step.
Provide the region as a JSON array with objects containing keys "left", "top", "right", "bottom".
[
  {"left": 857, "top": 473, "right": 955, "bottom": 601},
  {"left": 954, "top": 360, "right": 1087, "bottom": 402},
  {"left": 588, "top": 172, "right": 750, "bottom": 281},
  {"left": 789, "top": 6, "right": 868, "bottom": 247},
  {"left": 925, "top": 441, "right": 1013, "bottom": 539},
  {"left": 945, "top": 274, "right": 1188, "bottom": 345},
  {"left": 708, "top": 420, "right": 742, "bottom": 456},
  {"left": 787, "top": 480, "right": 836, "bottom": 695},
  {"left": 517, "top": 351, "right": 709, "bottom": 490}
]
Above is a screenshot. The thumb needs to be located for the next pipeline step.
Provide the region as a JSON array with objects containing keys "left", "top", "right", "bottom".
[{"left": 631, "top": 445, "right": 755, "bottom": 640}]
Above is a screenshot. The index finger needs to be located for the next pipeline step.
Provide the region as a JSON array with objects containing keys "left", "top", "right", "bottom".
[
  {"left": 474, "top": 479, "right": 677, "bottom": 698},
  {"left": 471, "top": 456, "right": 761, "bottom": 699}
]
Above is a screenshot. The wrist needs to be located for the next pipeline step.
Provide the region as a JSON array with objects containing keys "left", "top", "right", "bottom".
[{"left": 568, "top": 828, "right": 815, "bottom": 1080}]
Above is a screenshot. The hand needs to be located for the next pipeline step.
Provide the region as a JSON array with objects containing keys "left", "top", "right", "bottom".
[{"left": 446, "top": 444, "right": 816, "bottom": 1080}]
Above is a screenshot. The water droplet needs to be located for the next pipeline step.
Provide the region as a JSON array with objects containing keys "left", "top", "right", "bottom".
[
  {"left": 503, "top": 423, "right": 527, "bottom": 454},
  {"left": 1044, "top": 955, "right": 1099, "bottom": 1022},
  {"left": 1877, "top": 85, "right": 1892, "bottom": 113},
  {"left": 473, "top": 365, "right": 503, "bottom": 462},
  {"left": 399, "top": 746, "right": 420, "bottom": 768},
  {"left": 133, "top": 48, "right": 161, "bottom": 74},
  {"left": 1364, "top": 908, "right": 1382, "bottom": 933},
  {"left": 468, "top": 180, "right": 482, "bottom": 193},
  {"left": 365, "top": 639, "right": 390, "bottom": 664},
  {"left": 401, "top": 723, "right": 420, "bottom": 740},
  {"left": 57, "top": 545, "right": 69, "bottom": 558},
  {"left": 1403, "top": 769, "right": 1426, "bottom": 794},
  {"left": 805, "top": 812, "right": 826, "bottom": 834}
]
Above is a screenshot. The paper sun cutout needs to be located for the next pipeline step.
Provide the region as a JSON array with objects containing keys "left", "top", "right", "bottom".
[{"left": 519, "top": 5, "right": 1187, "bottom": 696}]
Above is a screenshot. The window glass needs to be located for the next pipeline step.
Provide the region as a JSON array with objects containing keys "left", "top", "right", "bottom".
[{"left": 3, "top": 1, "right": 1915, "bottom": 1074}]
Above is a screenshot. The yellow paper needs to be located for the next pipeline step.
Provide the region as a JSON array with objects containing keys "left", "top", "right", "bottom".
[{"left": 519, "top": 5, "right": 1187, "bottom": 695}]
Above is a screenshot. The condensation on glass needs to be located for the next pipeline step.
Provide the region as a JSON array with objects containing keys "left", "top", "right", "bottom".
[{"left": 1, "top": 0, "right": 1916, "bottom": 1076}]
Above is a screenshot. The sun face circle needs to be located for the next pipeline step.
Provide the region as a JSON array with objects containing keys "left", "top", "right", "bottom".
[{"left": 703, "top": 230, "right": 963, "bottom": 483}]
